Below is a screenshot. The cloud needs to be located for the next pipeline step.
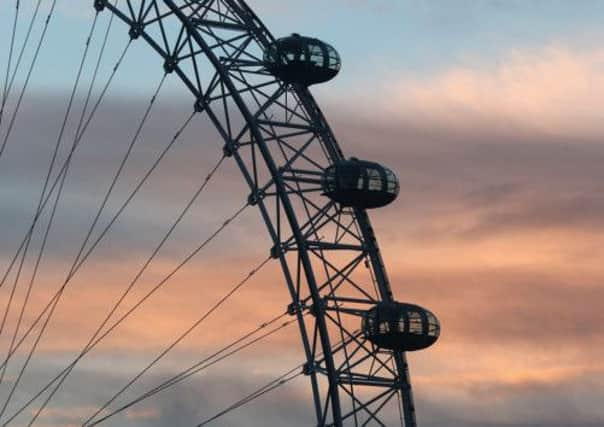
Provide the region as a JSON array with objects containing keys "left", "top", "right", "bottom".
[
  {"left": 8, "top": 361, "right": 315, "bottom": 427},
  {"left": 1, "top": 43, "right": 604, "bottom": 426},
  {"left": 460, "top": 193, "right": 604, "bottom": 238},
  {"left": 375, "top": 46, "right": 604, "bottom": 139},
  {"left": 8, "top": 355, "right": 604, "bottom": 427},
  {"left": 320, "top": 46, "right": 604, "bottom": 252},
  {"left": 390, "top": 267, "right": 604, "bottom": 348},
  {"left": 416, "top": 368, "right": 604, "bottom": 427}
]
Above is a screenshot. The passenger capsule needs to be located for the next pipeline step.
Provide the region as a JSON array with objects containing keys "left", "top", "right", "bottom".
[
  {"left": 322, "top": 158, "right": 400, "bottom": 209},
  {"left": 362, "top": 302, "right": 440, "bottom": 351},
  {"left": 264, "top": 34, "right": 341, "bottom": 86}
]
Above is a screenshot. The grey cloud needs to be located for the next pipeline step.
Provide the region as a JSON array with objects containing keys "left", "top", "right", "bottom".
[
  {"left": 3, "top": 91, "right": 604, "bottom": 351},
  {"left": 7, "top": 359, "right": 315, "bottom": 427},
  {"left": 463, "top": 182, "right": 522, "bottom": 208},
  {"left": 4, "top": 91, "right": 604, "bottom": 269},
  {"left": 0, "top": 93, "right": 266, "bottom": 266},
  {"left": 2, "top": 87, "right": 604, "bottom": 426},
  {"left": 417, "top": 371, "right": 604, "bottom": 427},
  {"left": 327, "top": 108, "right": 604, "bottom": 193},
  {"left": 6, "top": 354, "right": 604, "bottom": 427}
]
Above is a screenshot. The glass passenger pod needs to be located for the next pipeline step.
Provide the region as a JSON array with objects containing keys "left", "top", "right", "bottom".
[
  {"left": 322, "top": 158, "right": 400, "bottom": 209},
  {"left": 264, "top": 34, "right": 341, "bottom": 86},
  {"left": 362, "top": 302, "right": 440, "bottom": 351}
]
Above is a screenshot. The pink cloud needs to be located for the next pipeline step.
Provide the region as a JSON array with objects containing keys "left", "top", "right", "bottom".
[{"left": 340, "top": 46, "right": 604, "bottom": 140}]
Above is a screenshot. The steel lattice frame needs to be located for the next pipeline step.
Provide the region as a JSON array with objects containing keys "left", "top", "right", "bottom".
[{"left": 95, "top": 0, "right": 418, "bottom": 425}]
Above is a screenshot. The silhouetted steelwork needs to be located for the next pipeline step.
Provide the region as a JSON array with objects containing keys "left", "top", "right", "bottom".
[{"left": 93, "top": 1, "right": 439, "bottom": 425}]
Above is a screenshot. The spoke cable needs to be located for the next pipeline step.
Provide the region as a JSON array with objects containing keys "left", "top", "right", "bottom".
[
  {"left": 0, "top": 103, "right": 190, "bottom": 377},
  {"left": 196, "top": 366, "right": 303, "bottom": 427},
  {"left": 0, "top": 36, "right": 131, "bottom": 295},
  {"left": 2, "top": 66, "right": 164, "bottom": 423},
  {"left": 83, "top": 256, "right": 272, "bottom": 426},
  {"left": 0, "top": 0, "right": 20, "bottom": 127},
  {"left": 24, "top": 152, "right": 225, "bottom": 426},
  {"left": 3, "top": 200, "right": 249, "bottom": 426},
  {"left": 87, "top": 312, "right": 296, "bottom": 426},
  {"left": 0, "top": 0, "right": 56, "bottom": 160},
  {"left": 0, "top": 6, "right": 116, "bottom": 293},
  {"left": 0, "top": 11, "right": 103, "bottom": 390},
  {"left": 0, "top": 38, "right": 132, "bottom": 412},
  {"left": 67, "top": 72, "right": 167, "bottom": 281},
  {"left": 0, "top": 0, "right": 43, "bottom": 126},
  {"left": 88, "top": 320, "right": 356, "bottom": 426},
  {"left": 73, "top": 2, "right": 118, "bottom": 144},
  {"left": 192, "top": 331, "right": 367, "bottom": 427},
  {"left": 10, "top": 70, "right": 168, "bottom": 378}
]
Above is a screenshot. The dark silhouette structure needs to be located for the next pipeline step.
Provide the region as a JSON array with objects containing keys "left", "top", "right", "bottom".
[{"left": 90, "top": 1, "right": 441, "bottom": 425}]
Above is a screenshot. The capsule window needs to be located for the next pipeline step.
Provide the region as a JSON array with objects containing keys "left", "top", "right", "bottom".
[
  {"left": 326, "top": 46, "right": 340, "bottom": 68},
  {"left": 329, "top": 54, "right": 340, "bottom": 69},
  {"left": 356, "top": 175, "right": 364, "bottom": 190},
  {"left": 395, "top": 316, "right": 404, "bottom": 333},
  {"left": 385, "top": 170, "right": 399, "bottom": 193},
  {"left": 408, "top": 312, "right": 423, "bottom": 335},
  {"left": 367, "top": 168, "right": 383, "bottom": 191},
  {"left": 378, "top": 321, "right": 390, "bottom": 334},
  {"left": 309, "top": 44, "right": 324, "bottom": 66},
  {"left": 427, "top": 313, "right": 440, "bottom": 336}
]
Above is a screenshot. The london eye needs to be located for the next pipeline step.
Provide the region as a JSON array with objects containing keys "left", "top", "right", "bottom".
[{"left": 0, "top": 1, "right": 439, "bottom": 425}]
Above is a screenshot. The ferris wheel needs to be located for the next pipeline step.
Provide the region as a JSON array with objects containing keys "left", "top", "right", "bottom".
[{"left": 0, "top": 1, "right": 440, "bottom": 426}]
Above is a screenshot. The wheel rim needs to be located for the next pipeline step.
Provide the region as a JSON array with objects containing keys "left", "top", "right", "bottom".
[{"left": 1, "top": 1, "right": 419, "bottom": 425}]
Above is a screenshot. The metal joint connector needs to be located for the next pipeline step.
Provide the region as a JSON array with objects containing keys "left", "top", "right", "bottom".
[
  {"left": 302, "top": 361, "right": 318, "bottom": 376},
  {"left": 129, "top": 23, "right": 144, "bottom": 40},
  {"left": 270, "top": 244, "right": 284, "bottom": 259},
  {"left": 163, "top": 57, "right": 178, "bottom": 74},
  {"left": 287, "top": 301, "right": 304, "bottom": 316},
  {"left": 247, "top": 190, "right": 264, "bottom": 206},
  {"left": 223, "top": 141, "right": 239, "bottom": 157},
  {"left": 93, "top": 0, "right": 105, "bottom": 12}
]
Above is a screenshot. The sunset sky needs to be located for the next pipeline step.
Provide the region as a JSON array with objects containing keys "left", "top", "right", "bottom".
[{"left": 0, "top": 1, "right": 603, "bottom": 426}]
